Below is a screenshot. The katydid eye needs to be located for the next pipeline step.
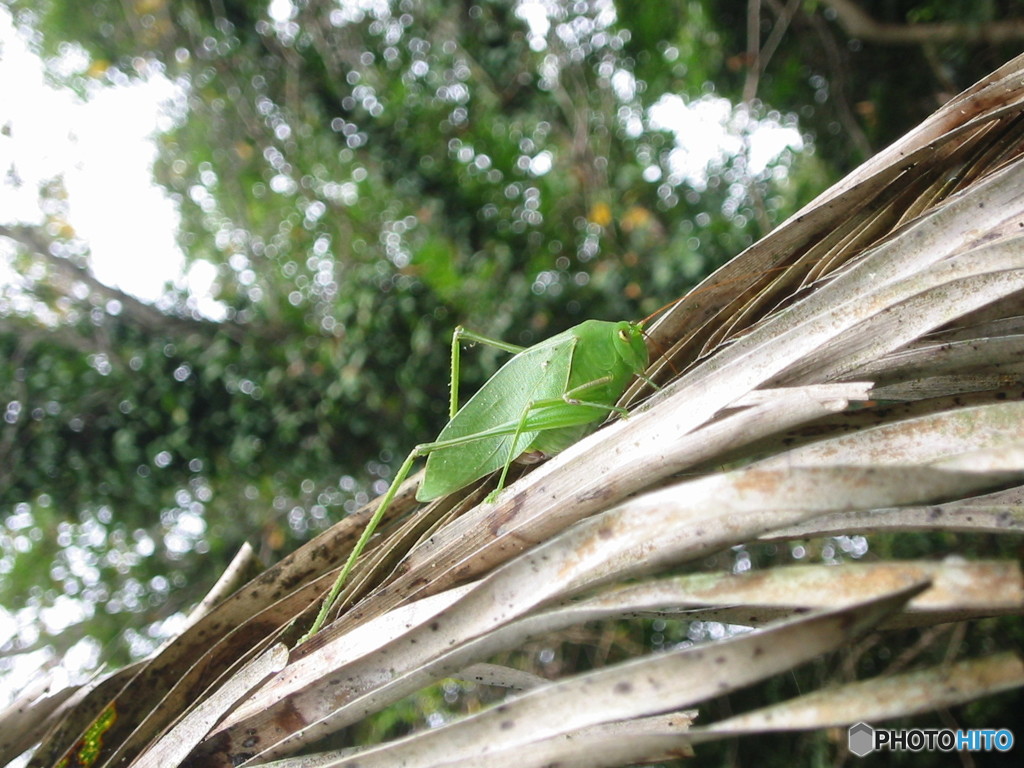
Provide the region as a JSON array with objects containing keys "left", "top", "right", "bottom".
[{"left": 617, "top": 329, "right": 629, "bottom": 342}]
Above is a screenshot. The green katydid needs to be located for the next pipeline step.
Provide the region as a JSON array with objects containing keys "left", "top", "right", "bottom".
[{"left": 301, "top": 317, "right": 651, "bottom": 641}]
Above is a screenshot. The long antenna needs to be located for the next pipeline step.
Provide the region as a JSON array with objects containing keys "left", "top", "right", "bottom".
[{"left": 637, "top": 294, "right": 685, "bottom": 328}]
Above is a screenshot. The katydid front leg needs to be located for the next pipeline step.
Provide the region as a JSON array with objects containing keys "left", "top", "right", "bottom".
[{"left": 489, "top": 374, "right": 629, "bottom": 499}]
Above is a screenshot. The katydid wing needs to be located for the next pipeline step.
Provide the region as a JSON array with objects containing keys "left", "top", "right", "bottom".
[{"left": 418, "top": 319, "right": 649, "bottom": 500}]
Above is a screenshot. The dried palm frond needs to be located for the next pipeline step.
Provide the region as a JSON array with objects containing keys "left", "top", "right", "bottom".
[{"left": 9, "top": 53, "right": 1024, "bottom": 768}]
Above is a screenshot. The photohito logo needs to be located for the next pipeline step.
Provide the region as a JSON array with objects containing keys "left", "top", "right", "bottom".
[{"left": 848, "top": 722, "right": 1014, "bottom": 756}]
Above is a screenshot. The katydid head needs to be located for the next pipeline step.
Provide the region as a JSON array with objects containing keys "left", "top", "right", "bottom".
[
  {"left": 613, "top": 320, "right": 649, "bottom": 375},
  {"left": 635, "top": 295, "right": 691, "bottom": 367}
]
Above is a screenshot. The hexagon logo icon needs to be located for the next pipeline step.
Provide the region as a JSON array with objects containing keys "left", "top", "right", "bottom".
[{"left": 848, "top": 722, "right": 875, "bottom": 757}]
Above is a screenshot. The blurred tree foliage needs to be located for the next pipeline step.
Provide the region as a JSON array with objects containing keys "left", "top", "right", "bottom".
[{"left": 1, "top": 0, "right": 1022, "bottom": 678}]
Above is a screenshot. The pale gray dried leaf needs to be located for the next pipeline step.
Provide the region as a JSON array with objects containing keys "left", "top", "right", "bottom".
[
  {"left": 130, "top": 644, "right": 288, "bottom": 768},
  {"left": 767, "top": 491, "right": 1024, "bottom": 538},
  {"left": 754, "top": 401, "right": 1024, "bottom": 469},
  {"left": 689, "top": 652, "right": 1024, "bottom": 740},
  {"left": 257, "top": 585, "right": 922, "bottom": 768},
  {"left": 317, "top": 382, "right": 867, "bottom": 641},
  {"left": 203, "top": 452, "right": 1024, "bottom": 764},
  {"left": 853, "top": 334, "right": 1024, "bottom": 384},
  {"left": 454, "top": 663, "right": 549, "bottom": 691},
  {"left": 0, "top": 671, "right": 77, "bottom": 765},
  {"left": 259, "top": 713, "right": 697, "bottom": 768}
]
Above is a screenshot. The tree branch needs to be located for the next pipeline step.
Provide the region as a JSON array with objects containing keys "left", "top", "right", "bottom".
[
  {"left": 821, "top": 0, "right": 1024, "bottom": 45},
  {"left": 0, "top": 224, "right": 245, "bottom": 342},
  {"left": 799, "top": 2, "right": 873, "bottom": 159},
  {"left": 743, "top": 0, "right": 802, "bottom": 104}
]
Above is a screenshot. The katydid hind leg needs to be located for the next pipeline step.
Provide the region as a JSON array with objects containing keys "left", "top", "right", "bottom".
[
  {"left": 301, "top": 446, "right": 423, "bottom": 641},
  {"left": 304, "top": 416, "right": 539, "bottom": 639},
  {"left": 488, "top": 394, "right": 540, "bottom": 502},
  {"left": 450, "top": 326, "right": 526, "bottom": 418},
  {"left": 485, "top": 378, "right": 634, "bottom": 502}
]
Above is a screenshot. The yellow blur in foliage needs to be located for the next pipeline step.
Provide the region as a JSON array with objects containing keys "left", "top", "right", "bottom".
[
  {"left": 588, "top": 201, "right": 613, "bottom": 227},
  {"left": 620, "top": 204, "right": 653, "bottom": 232},
  {"left": 132, "top": 0, "right": 166, "bottom": 13},
  {"left": 588, "top": 202, "right": 657, "bottom": 236},
  {"left": 86, "top": 59, "right": 110, "bottom": 78},
  {"left": 234, "top": 141, "right": 255, "bottom": 161}
]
